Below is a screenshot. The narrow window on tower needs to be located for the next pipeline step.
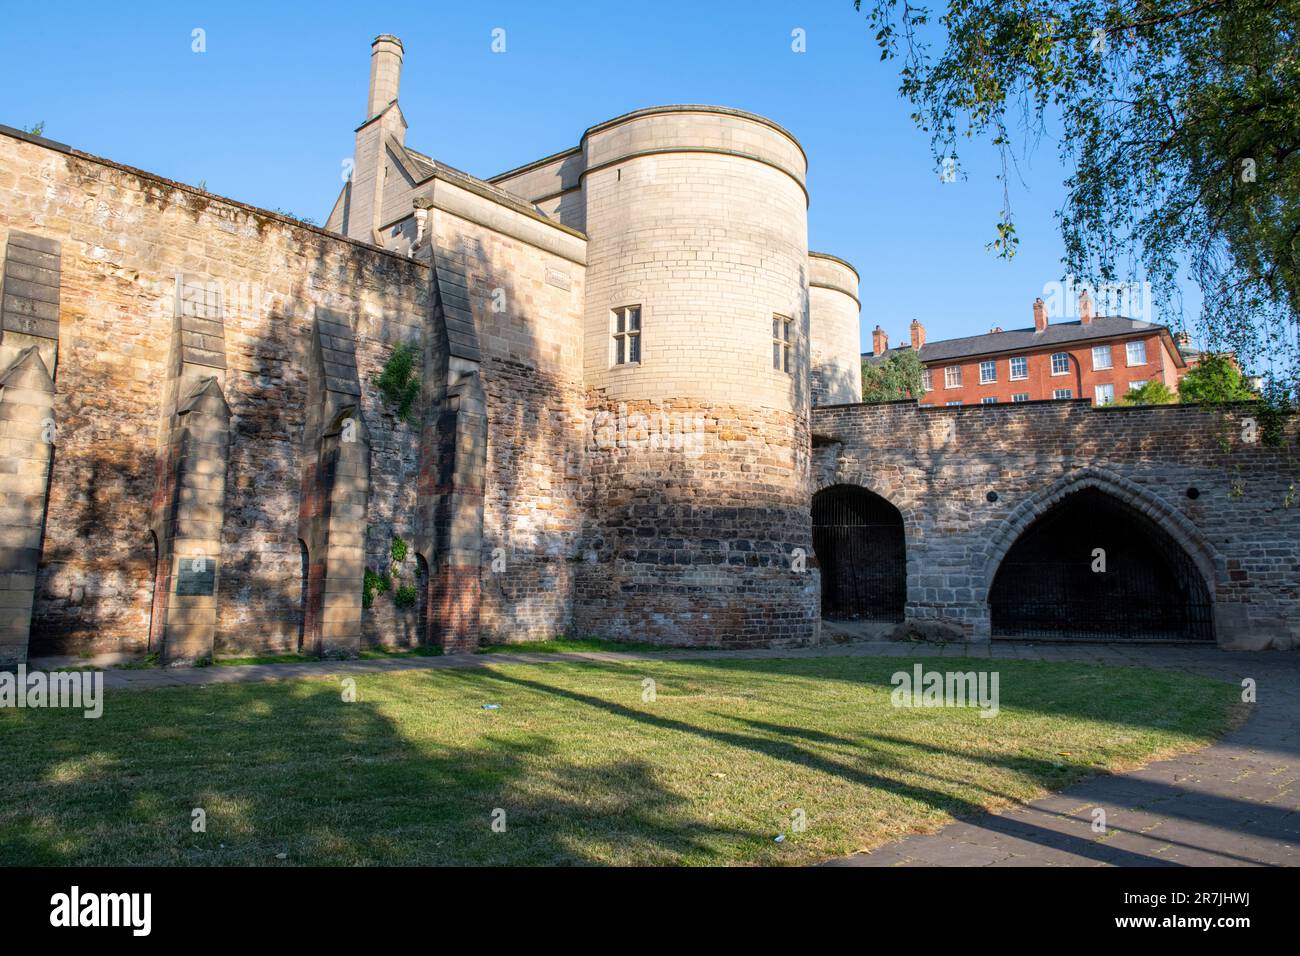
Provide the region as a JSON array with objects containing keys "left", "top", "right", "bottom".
[
  {"left": 773, "top": 314, "right": 793, "bottom": 373},
  {"left": 611, "top": 305, "right": 641, "bottom": 366}
]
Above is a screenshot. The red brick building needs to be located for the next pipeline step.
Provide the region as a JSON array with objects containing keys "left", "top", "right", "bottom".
[{"left": 864, "top": 293, "right": 1188, "bottom": 406}]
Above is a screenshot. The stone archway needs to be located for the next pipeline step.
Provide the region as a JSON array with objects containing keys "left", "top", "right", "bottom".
[
  {"left": 986, "top": 477, "right": 1217, "bottom": 642},
  {"left": 982, "top": 467, "right": 1220, "bottom": 593},
  {"left": 811, "top": 484, "right": 906, "bottom": 622}
]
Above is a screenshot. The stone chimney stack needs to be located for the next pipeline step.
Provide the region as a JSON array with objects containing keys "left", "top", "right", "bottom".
[
  {"left": 346, "top": 35, "right": 405, "bottom": 245},
  {"left": 368, "top": 34, "right": 404, "bottom": 118},
  {"left": 1079, "top": 288, "right": 1094, "bottom": 325},
  {"left": 1033, "top": 297, "right": 1048, "bottom": 333},
  {"left": 1175, "top": 330, "right": 1191, "bottom": 347},
  {"left": 910, "top": 318, "right": 926, "bottom": 351},
  {"left": 872, "top": 325, "right": 889, "bottom": 357}
]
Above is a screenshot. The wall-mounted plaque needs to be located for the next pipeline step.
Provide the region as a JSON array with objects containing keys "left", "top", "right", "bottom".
[{"left": 176, "top": 560, "right": 216, "bottom": 596}]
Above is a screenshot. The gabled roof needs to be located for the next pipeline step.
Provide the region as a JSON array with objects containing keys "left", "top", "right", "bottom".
[{"left": 864, "top": 316, "right": 1183, "bottom": 367}]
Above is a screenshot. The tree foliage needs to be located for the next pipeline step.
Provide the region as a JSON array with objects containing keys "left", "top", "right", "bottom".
[
  {"left": 855, "top": 0, "right": 1299, "bottom": 377},
  {"left": 1118, "top": 378, "right": 1175, "bottom": 404},
  {"left": 1176, "top": 353, "right": 1257, "bottom": 402},
  {"left": 862, "top": 348, "right": 926, "bottom": 401}
]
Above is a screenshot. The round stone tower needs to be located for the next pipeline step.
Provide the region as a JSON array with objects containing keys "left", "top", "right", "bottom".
[
  {"left": 574, "top": 105, "right": 818, "bottom": 647},
  {"left": 808, "top": 252, "right": 863, "bottom": 405}
]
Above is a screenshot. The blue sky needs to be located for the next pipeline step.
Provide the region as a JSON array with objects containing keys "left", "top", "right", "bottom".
[{"left": 0, "top": 0, "right": 1204, "bottom": 354}]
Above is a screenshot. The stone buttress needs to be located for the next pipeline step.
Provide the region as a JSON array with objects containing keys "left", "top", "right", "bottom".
[
  {"left": 0, "top": 231, "right": 60, "bottom": 666},
  {"left": 298, "top": 309, "right": 371, "bottom": 658},
  {"left": 149, "top": 275, "right": 232, "bottom": 664},
  {"left": 413, "top": 231, "right": 488, "bottom": 653}
]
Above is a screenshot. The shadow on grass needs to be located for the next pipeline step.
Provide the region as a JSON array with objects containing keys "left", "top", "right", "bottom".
[
  {"left": 0, "top": 674, "right": 759, "bottom": 866},
  {"left": 0, "top": 655, "right": 1256, "bottom": 866}
]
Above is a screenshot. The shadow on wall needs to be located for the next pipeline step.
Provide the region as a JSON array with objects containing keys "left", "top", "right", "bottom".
[
  {"left": 813, "top": 360, "right": 865, "bottom": 408},
  {"left": 30, "top": 219, "right": 833, "bottom": 656},
  {"left": 31, "top": 225, "right": 425, "bottom": 658},
  {"left": 460, "top": 238, "right": 586, "bottom": 646}
]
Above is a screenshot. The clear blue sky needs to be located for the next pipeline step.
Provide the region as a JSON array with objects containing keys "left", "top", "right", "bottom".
[{"left": 0, "top": 0, "right": 1203, "bottom": 354}]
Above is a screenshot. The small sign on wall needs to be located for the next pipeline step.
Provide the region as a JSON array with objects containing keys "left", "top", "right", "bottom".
[{"left": 176, "top": 558, "right": 217, "bottom": 596}]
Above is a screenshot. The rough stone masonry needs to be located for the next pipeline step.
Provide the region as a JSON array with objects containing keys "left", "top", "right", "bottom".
[{"left": 0, "top": 33, "right": 1295, "bottom": 666}]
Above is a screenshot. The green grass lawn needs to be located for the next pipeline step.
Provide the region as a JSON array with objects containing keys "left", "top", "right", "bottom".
[
  {"left": 476, "top": 637, "right": 691, "bottom": 654},
  {"left": 0, "top": 656, "right": 1241, "bottom": 866}
]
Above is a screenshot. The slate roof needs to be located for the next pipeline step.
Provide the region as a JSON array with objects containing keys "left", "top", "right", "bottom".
[{"left": 863, "top": 316, "right": 1181, "bottom": 366}]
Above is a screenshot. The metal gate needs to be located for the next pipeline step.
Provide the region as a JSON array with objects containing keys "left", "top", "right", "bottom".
[
  {"left": 812, "top": 485, "right": 906, "bottom": 622},
  {"left": 990, "top": 488, "right": 1214, "bottom": 642}
]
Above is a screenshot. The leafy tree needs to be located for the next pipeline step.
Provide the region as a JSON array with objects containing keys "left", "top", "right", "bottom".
[
  {"left": 1177, "top": 353, "right": 1257, "bottom": 402},
  {"left": 1120, "top": 379, "right": 1177, "bottom": 404},
  {"left": 862, "top": 347, "right": 925, "bottom": 401},
  {"left": 855, "top": 0, "right": 1299, "bottom": 375}
]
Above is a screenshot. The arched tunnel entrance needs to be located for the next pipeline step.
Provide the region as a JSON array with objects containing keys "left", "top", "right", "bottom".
[
  {"left": 812, "top": 484, "right": 906, "bottom": 622},
  {"left": 989, "top": 488, "right": 1214, "bottom": 642}
]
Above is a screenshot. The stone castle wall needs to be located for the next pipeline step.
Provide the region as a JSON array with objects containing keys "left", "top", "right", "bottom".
[
  {"left": 811, "top": 399, "right": 1300, "bottom": 650},
  {"left": 422, "top": 204, "right": 588, "bottom": 645},
  {"left": 0, "top": 128, "right": 590, "bottom": 660},
  {"left": 573, "top": 398, "right": 818, "bottom": 647},
  {"left": 0, "top": 130, "right": 430, "bottom": 658}
]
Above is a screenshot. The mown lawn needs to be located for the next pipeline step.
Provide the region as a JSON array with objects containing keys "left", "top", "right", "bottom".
[
  {"left": 476, "top": 637, "right": 695, "bottom": 654},
  {"left": 0, "top": 656, "right": 1242, "bottom": 866}
]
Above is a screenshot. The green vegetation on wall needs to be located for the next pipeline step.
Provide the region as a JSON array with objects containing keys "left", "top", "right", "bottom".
[{"left": 375, "top": 343, "right": 421, "bottom": 423}]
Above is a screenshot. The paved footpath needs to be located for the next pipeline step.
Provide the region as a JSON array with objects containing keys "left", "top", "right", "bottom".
[
  {"left": 31, "top": 640, "right": 1300, "bottom": 866},
  {"left": 825, "top": 643, "right": 1300, "bottom": 867}
]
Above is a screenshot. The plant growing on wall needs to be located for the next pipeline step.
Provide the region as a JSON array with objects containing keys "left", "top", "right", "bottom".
[
  {"left": 374, "top": 343, "right": 421, "bottom": 423},
  {"left": 380, "top": 534, "right": 421, "bottom": 612},
  {"left": 362, "top": 568, "right": 391, "bottom": 609}
]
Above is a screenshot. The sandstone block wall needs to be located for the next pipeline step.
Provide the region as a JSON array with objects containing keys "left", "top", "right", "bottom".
[
  {"left": 423, "top": 198, "right": 587, "bottom": 645},
  {"left": 811, "top": 399, "right": 1300, "bottom": 650},
  {"left": 574, "top": 398, "right": 819, "bottom": 647},
  {"left": 0, "top": 127, "right": 597, "bottom": 659},
  {"left": 0, "top": 129, "right": 430, "bottom": 658}
]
